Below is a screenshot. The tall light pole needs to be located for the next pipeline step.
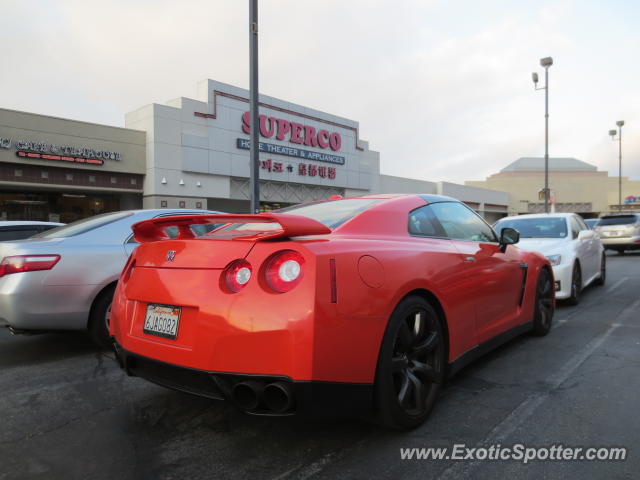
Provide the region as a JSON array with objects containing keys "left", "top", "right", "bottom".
[
  {"left": 609, "top": 120, "right": 625, "bottom": 212},
  {"left": 532, "top": 56, "right": 553, "bottom": 213},
  {"left": 249, "top": 0, "right": 260, "bottom": 213}
]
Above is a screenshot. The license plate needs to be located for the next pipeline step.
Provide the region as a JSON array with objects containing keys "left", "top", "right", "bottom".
[{"left": 143, "top": 304, "right": 181, "bottom": 340}]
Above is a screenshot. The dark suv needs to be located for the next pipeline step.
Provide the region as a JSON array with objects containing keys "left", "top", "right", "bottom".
[{"left": 594, "top": 213, "right": 640, "bottom": 253}]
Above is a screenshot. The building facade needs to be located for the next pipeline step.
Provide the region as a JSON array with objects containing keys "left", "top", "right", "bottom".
[
  {"left": 466, "top": 157, "right": 640, "bottom": 217},
  {"left": 125, "top": 79, "right": 508, "bottom": 216},
  {"left": 0, "top": 108, "right": 145, "bottom": 223},
  {"left": 125, "top": 79, "right": 382, "bottom": 212},
  {"left": 0, "top": 79, "right": 511, "bottom": 223}
]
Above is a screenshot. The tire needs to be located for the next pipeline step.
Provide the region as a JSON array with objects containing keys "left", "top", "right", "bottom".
[
  {"left": 88, "top": 285, "right": 116, "bottom": 349},
  {"left": 530, "top": 268, "right": 554, "bottom": 336},
  {"left": 567, "top": 263, "right": 582, "bottom": 306},
  {"left": 374, "top": 295, "right": 446, "bottom": 430},
  {"left": 594, "top": 253, "right": 606, "bottom": 286}
]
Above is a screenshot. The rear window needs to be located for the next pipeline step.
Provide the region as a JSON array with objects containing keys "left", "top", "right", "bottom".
[
  {"left": 277, "top": 198, "right": 383, "bottom": 229},
  {"left": 164, "top": 223, "right": 223, "bottom": 238},
  {"left": 596, "top": 215, "right": 638, "bottom": 226},
  {"left": 0, "top": 228, "right": 41, "bottom": 241},
  {"left": 216, "top": 198, "right": 383, "bottom": 234},
  {"left": 32, "top": 212, "right": 133, "bottom": 238}
]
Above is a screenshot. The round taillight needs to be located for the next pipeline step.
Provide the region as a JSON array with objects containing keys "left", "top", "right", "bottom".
[
  {"left": 223, "top": 259, "right": 252, "bottom": 293},
  {"left": 265, "top": 250, "right": 305, "bottom": 293}
]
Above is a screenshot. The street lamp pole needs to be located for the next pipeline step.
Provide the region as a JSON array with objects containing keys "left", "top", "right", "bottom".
[
  {"left": 609, "top": 121, "right": 625, "bottom": 212},
  {"left": 249, "top": 0, "right": 260, "bottom": 213},
  {"left": 533, "top": 57, "right": 553, "bottom": 213},
  {"left": 544, "top": 64, "right": 550, "bottom": 214}
]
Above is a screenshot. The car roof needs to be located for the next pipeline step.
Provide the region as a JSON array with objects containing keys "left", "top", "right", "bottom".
[
  {"left": 344, "top": 193, "right": 458, "bottom": 202},
  {"left": 116, "top": 208, "right": 220, "bottom": 215},
  {"left": 271, "top": 194, "right": 462, "bottom": 215},
  {"left": 0, "top": 221, "right": 65, "bottom": 226},
  {"left": 600, "top": 212, "right": 639, "bottom": 218},
  {"left": 497, "top": 213, "right": 576, "bottom": 221}
]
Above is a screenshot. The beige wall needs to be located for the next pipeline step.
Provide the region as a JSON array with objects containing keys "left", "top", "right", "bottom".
[
  {"left": 377, "top": 174, "right": 437, "bottom": 194},
  {"left": 467, "top": 170, "right": 640, "bottom": 215},
  {"left": 0, "top": 108, "right": 146, "bottom": 176},
  {"left": 437, "top": 181, "right": 508, "bottom": 207},
  {"left": 606, "top": 176, "right": 640, "bottom": 208},
  {"left": 143, "top": 195, "right": 207, "bottom": 210}
]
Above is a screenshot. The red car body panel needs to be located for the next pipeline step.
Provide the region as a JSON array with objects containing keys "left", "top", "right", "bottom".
[{"left": 110, "top": 194, "right": 551, "bottom": 413}]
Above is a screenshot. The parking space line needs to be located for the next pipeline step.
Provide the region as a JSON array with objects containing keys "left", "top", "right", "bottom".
[
  {"left": 438, "top": 298, "right": 640, "bottom": 480},
  {"left": 605, "top": 277, "right": 628, "bottom": 294},
  {"left": 551, "top": 275, "right": 630, "bottom": 328}
]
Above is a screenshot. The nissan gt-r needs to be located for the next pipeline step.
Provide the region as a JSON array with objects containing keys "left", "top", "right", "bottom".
[{"left": 110, "top": 194, "right": 554, "bottom": 429}]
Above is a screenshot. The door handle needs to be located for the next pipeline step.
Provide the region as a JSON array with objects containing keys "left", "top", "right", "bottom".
[{"left": 464, "top": 256, "right": 476, "bottom": 262}]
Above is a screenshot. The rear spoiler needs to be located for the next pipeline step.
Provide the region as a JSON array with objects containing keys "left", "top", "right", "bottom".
[{"left": 131, "top": 213, "right": 331, "bottom": 243}]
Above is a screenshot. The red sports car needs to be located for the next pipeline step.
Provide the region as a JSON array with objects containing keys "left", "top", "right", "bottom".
[{"left": 110, "top": 194, "right": 554, "bottom": 429}]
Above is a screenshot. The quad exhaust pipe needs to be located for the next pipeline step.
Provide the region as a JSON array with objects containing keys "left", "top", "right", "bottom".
[
  {"left": 230, "top": 379, "right": 294, "bottom": 413},
  {"left": 263, "top": 381, "right": 294, "bottom": 413},
  {"left": 231, "top": 380, "right": 263, "bottom": 410}
]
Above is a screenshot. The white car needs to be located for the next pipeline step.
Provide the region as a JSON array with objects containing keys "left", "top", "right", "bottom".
[{"left": 494, "top": 213, "right": 605, "bottom": 304}]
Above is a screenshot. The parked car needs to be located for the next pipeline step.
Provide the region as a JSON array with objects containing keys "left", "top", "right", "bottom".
[
  {"left": 494, "top": 213, "right": 605, "bottom": 305},
  {"left": 0, "top": 221, "right": 64, "bottom": 241},
  {"left": 0, "top": 209, "right": 222, "bottom": 347},
  {"left": 584, "top": 218, "right": 599, "bottom": 230},
  {"left": 110, "top": 194, "right": 554, "bottom": 430},
  {"left": 593, "top": 213, "right": 640, "bottom": 254}
]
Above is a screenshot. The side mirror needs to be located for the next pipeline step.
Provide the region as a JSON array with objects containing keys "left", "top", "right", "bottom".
[
  {"left": 578, "top": 230, "right": 594, "bottom": 240},
  {"left": 499, "top": 227, "right": 520, "bottom": 252}
]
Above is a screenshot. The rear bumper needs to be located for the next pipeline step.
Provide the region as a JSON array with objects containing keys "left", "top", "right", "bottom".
[
  {"left": 111, "top": 261, "right": 386, "bottom": 384},
  {"left": 114, "top": 342, "right": 373, "bottom": 418},
  {"left": 600, "top": 235, "right": 640, "bottom": 249},
  {"left": 0, "top": 273, "right": 97, "bottom": 330}
]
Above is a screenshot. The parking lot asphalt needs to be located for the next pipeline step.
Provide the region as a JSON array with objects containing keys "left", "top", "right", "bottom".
[{"left": 1, "top": 252, "right": 638, "bottom": 480}]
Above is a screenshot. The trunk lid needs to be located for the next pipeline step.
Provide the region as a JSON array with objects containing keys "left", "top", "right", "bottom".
[
  {"left": 0, "top": 238, "right": 65, "bottom": 258},
  {"left": 134, "top": 239, "right": 256, "bottom": 269},
  {"left": 595, "top": 224, "right": 638, "bottom": 238}
]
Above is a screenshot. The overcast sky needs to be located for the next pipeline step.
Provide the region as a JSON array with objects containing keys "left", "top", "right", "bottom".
[{"left": 1, "top": 0, "right": 639, "bottom": 183}]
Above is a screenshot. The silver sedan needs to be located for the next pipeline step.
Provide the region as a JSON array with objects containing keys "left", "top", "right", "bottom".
[{"left": 0, "top": 209, "right": 221, "bottom": 347}]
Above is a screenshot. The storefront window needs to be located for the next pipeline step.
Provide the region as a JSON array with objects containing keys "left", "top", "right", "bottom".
[{"left": 0, "top": 191, "right": 120, "bottom": 223}]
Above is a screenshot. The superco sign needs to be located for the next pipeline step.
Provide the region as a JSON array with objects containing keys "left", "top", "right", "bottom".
[
  {"left": 236, "top": 138, "right": 345, "bottom": 165},
  {"left": 241, "top": 112, "right": 342, "bottom": 151}
]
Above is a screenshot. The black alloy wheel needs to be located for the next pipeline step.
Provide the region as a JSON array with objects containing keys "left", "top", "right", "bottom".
[
  {"left": 375, "top": 296, "right": 445, "bottom": 430},
  {"left": 531, "top": 268, "right": 554, "bottom": 336},
  {"left": 567, "top": 263, "right": 582, "bottom": 306}
]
